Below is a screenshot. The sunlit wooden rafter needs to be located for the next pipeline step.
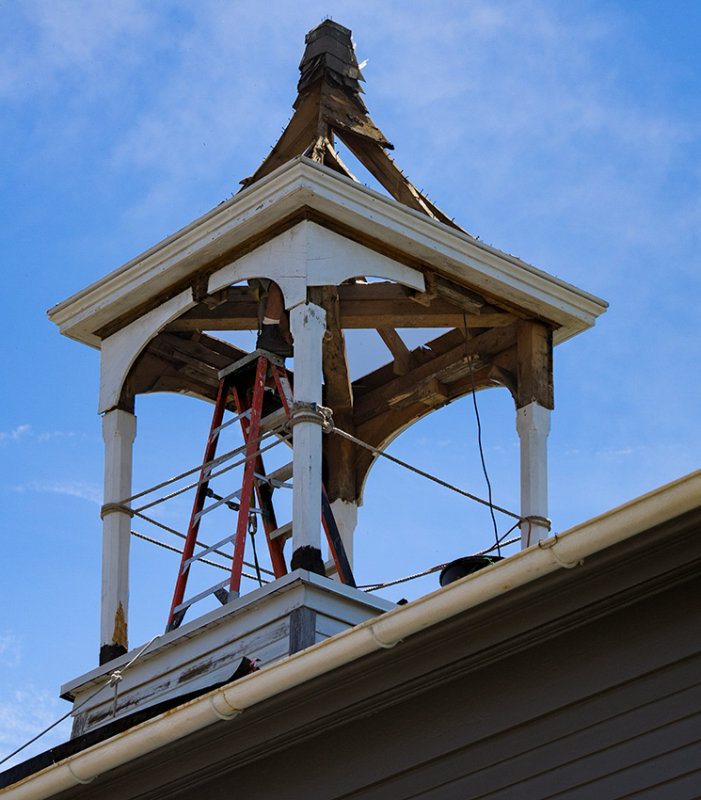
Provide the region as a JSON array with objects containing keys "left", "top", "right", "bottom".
[{"left": 166, "top": 282, "right": 514, "bottom": 332}]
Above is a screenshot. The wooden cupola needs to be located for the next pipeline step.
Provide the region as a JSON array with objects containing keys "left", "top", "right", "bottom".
[{"left": 49, "top": 20, "right": 606, "bottom": 724}]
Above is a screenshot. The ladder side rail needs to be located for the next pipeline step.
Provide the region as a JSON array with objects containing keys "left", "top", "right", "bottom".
[
  {"left": 230, "top": 357, "right": 269, "bottom": 594},
  {"left": 231, "top": 381, "right": 288, "bottom": 579},
  {"left": 321, "top": 487, "right": 356, "bottom": 587},
  {"left": 251, "top": 472, "right": 288, "bottom": 578},
  {"left": 271, "top": 367, "right": 294, "bottom": 416},
  {"left": 167, "top": 378, "right": 230, "bottom": 630}
]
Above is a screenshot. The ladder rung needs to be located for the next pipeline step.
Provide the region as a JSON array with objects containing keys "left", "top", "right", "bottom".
[
  {"left": 173, "top": 578, "right": 237, "bottom": 615},
  {"left": 265, "top": 461, "right": 293, "bottom": 487},
  {"left": 184, "top": 534, "right": 236, "bottom": 567},
  {"left": 194, "top": 488, "right": 244, "bottom": 520},
  {"left": 218, "top": 349, "right": 286, "bottom": 381},
  {"left": 269, "top": 521, "right": 293, "bottom": 542},
  {"left": 211, "top": 409, "right": 250, "bottom": 438}
]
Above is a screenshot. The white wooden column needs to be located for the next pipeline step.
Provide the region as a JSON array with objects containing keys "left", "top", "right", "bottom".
[
  {"left": 100, "top": 408, "right": 136, "bottom": 663},
  {"left": 516, "top": 402, "right": 551, "bottom": 548},
  {"left": 290, "top": 302, "right": 326, "bottom": 572}
]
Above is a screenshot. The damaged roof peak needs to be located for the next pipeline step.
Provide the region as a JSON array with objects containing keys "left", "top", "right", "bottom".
[
  {"left": 298, "top": 19, "right": 365, "bottom": 97},
  {"left": 240, "top": 21, "right": 464, "bottom": 230}
]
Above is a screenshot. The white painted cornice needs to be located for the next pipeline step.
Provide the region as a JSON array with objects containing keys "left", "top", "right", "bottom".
[{"left": 47, "top": 157, "right": 607, "bottom": 348}]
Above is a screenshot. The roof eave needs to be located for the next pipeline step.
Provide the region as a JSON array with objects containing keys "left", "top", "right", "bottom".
[
  {"left": 5, "top": 469, "right": 699, "bottom": 798},
  {"left": 48, "top": 157, "right": 607, "bottom": 349}
]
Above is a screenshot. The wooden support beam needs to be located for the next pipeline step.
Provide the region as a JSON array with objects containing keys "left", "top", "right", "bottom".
[
  {"left": 516, "top": 320, "right": 554, "bottom": 410},
  {"left": 126, "top": 349, "right": 222, "bottom": 406},
  {"left": 125, "top": 333, "right": 248, "bottom": 406},
  {"left": 313, "top": 287, "right": 357, "bottom": 503},
  {"left": 353, "top": 365, "right": 494, "bottom": 494},
  {"left": 354, "top": 325, "right": 517, "bottom": 426},
  {"left": 320, "top": 140, "right": 360, "bottom": 183},
  {"left": 319, "top": 82, "right": 390, "bottom": 147},
  {"left": 354, "top": 326, "right": 508, "bottom": 395},
  {"left": 166, "top": 282, "right": 514, "bottom": 332},
  {"left": 313, "top": 288, "right": 353, "bottom": 417},
  {"left": 335, "top": 129, "right": 463, "bottom": 230},
  {"left": 432, "top": 274, "right": 487, "bottom": 313},
  {"left": 241, "top": 86, "right": 323, "bottom": 187},
  {"left": 376, "top": 328, "right": 413, "bottom": 375}
]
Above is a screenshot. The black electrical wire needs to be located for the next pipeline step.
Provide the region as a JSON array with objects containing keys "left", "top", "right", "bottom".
[
  {"left": 359, "top": 535, "right": 520, "bottom": 592},
  {"left": 247, "top": 509, "right": 264, "bottom": 587},
  {"left": 463, "top": 311, "right": 501, "bottom": 555}
]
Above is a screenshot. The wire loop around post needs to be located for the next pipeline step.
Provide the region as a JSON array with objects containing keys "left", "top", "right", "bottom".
[{"left": 289, "top": 402, "right": 334, "bottom": 432}]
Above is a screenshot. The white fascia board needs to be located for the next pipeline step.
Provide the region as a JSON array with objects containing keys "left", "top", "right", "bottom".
[
  {"left": 47, "top": 163, "right": 313, "bottom": 348},
  {"left": 293, "top": 163, "right": 608, "bottom": 344},
  {"left": 48, "top": 157, "right": 607, "bottom": 349}
]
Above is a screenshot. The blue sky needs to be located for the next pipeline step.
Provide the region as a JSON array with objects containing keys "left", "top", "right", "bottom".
[{"left": 1, "top": 0, "right": 699, "bottom": 765}]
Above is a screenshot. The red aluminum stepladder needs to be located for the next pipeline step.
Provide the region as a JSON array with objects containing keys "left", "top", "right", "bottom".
[{"left": 166, "top": 349, "right": 355, "bottom": 631}]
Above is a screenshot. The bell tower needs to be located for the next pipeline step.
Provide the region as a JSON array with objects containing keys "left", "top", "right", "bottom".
[{"left": 49, "top": 21, "right": 606, "bottom": 735}]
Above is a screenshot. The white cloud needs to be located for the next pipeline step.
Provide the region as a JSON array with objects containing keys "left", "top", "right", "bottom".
[
  {"left": 36, "top": 431, "right": 78, "bottom": 443},
  {"left": 0, "top": 0, "right": 154, "bottom": 100},
  {"left": 0, "top": 635, "right": 21, "bottom": 668},
  {"left": 0, "top": 426, "right": 82, "bottom": 446},
  {"left": 0, "top": 687, "right": 72, "bottom": 769},
  {"left": 0, "top": 425, "right": 31, "bottom": 444},
  {"left": 11, "top": 481, "right": 101, "bottom": 505}
]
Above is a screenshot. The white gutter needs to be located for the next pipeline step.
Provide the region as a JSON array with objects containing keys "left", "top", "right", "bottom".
[{"left": 4, "top": 469, "right": 699, "bottom": 799}]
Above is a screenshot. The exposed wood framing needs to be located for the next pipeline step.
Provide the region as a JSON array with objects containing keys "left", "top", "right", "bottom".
[
  {"left": 313, "top": 286, "right": 357, "bottom": 503},
  {"left": 242, "top": 85, "right": 325, "bottom": 186},
  {"left": 353, "top": 363, "right": 496, "bottom": 495},
  {"left": 376, "top": 328, "right": 413, "bottom": 375},
  {"left": 167, "top": 283, "right": 514, "bottom": 333},
  {"left": 239, "top": 20, "right": 462, "bottom": 232},
  {"left": 353, "top": 325, "right": 517, "bottom": 427},
  {"left": 125, "top": 333, "right": 247, "bottom": 408},
  {"left": 432, "top": 274, "right": 488, "bottom": 313},
  {"left": 305, "top": 137, "right": 360, "bottom": 183},
  {"left": 516, "top": 319, "right": 554, "bottom": 410},
  {"left": 335, "top": 129, "right": 459, "bottom": 229},
  {"left": 345, "top": 322, "right": 517, "bottom": 495}
]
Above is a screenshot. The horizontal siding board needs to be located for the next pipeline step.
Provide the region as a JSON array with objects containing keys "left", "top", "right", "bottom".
[
  {"left": 618, "top": 768, "right": 701, "bottom": 800},
  {"left": 328, "top": 677, "right": 701, "bottom": 800},
  {"left": 539, "top": 739, "right": 701, "bottom": 800}
]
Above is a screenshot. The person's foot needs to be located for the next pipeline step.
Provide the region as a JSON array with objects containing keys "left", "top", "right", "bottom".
[{"left": 256, "top": 324, "right": 293, "bottom": 358}]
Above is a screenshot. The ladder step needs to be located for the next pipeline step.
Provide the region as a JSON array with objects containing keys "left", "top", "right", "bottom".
[
  {"left": 264, "top": 462, "right": 293, "bottom": 488},
  {"left": 218, "top": 348, "right": 287, "bottom": 381},
  {"left": 269, "top": 521, "right": 293, "bottom": 542},
  {"left": 183, "top": 534, "right": 236, "bottom": 567},
  {"left": 194, "top": 488, "right": 244, "bottom": 520},
  {"left": 211, "top": 408, "right": 250, "bottom": 438},
  {"left": 173, "top": 578, "right": 237, "bottom": 615}
]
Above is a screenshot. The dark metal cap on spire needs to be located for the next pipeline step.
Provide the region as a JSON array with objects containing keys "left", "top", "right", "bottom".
[{"left": 298, "top": 20, "right": 366, "bottom": 108}]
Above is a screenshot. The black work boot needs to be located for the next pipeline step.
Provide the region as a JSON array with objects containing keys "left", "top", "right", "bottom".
[{"left": 256, "top": 324, "right": 293, "bottom": 358}]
